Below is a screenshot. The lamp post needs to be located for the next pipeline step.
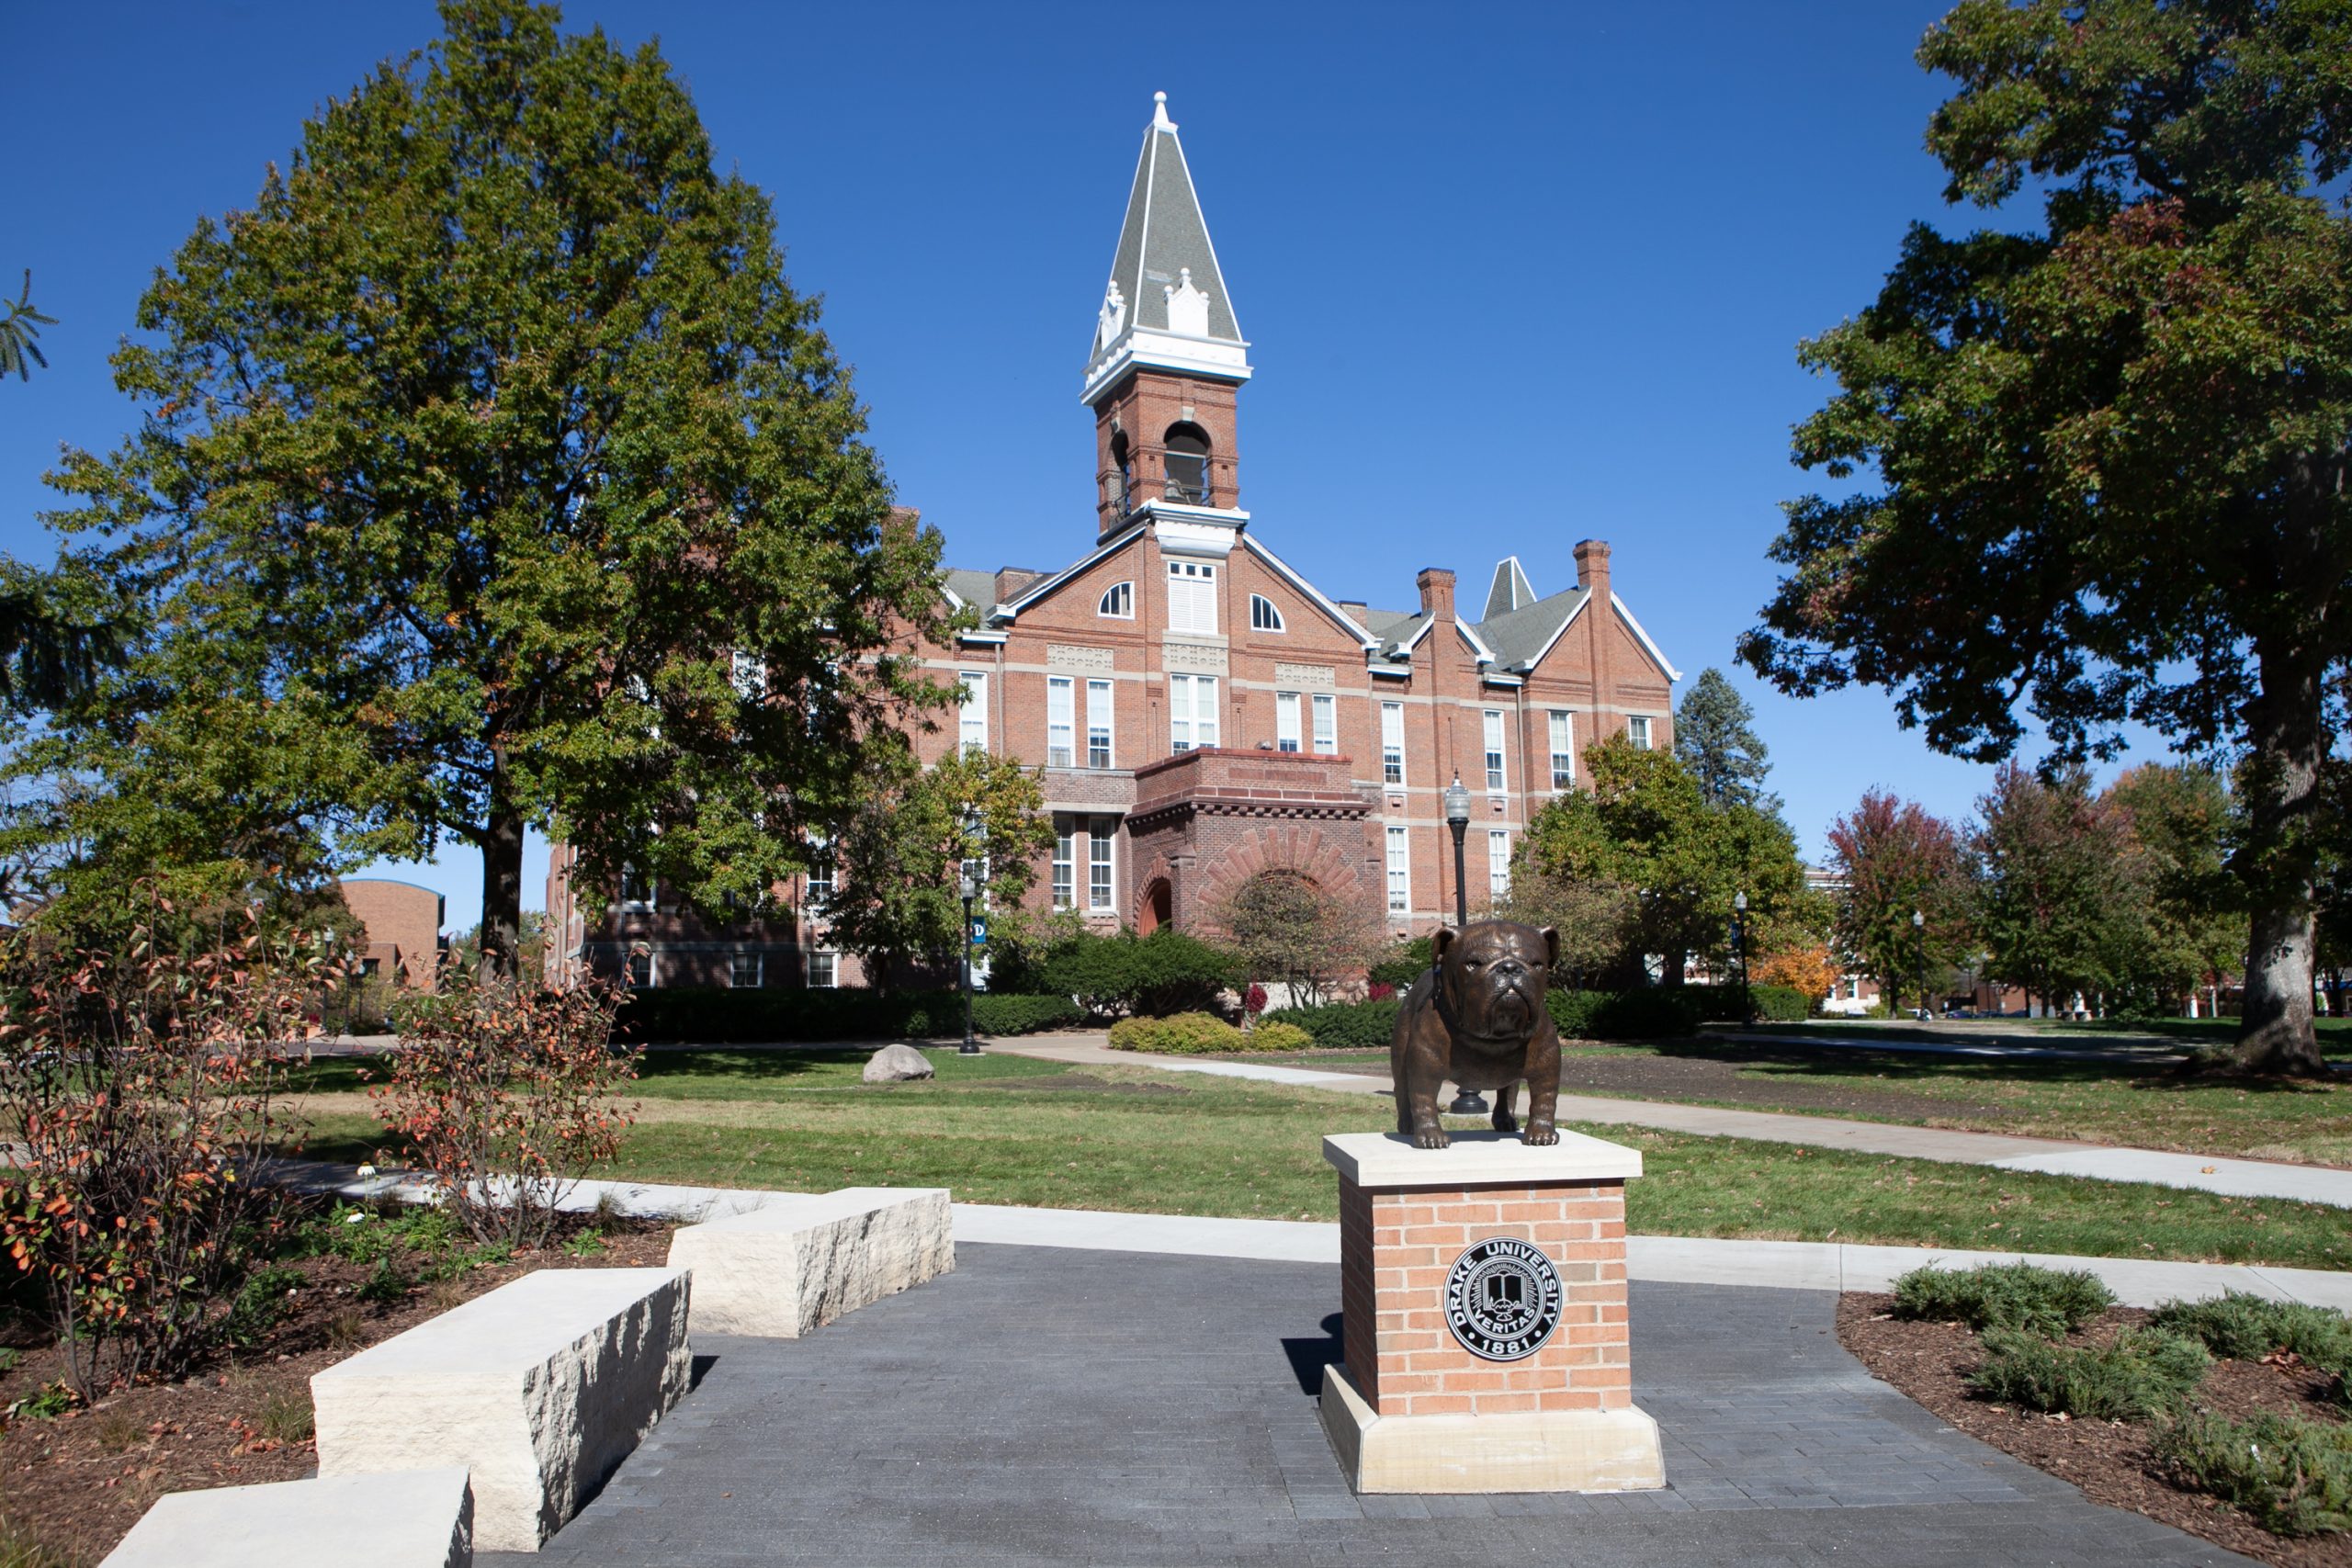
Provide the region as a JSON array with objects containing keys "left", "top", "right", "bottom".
[
  {"left": 959, "top": 807, "right": 987, "bottom": 1055},
  {"left": 1441, "top": 773, "right": 1487, "bottom": 1118},
  {"left": 1732, "top": 890, "right": 1750, "bottom": 1025},
  {"left": 1911, "top": 908, "right": 1927, "bottom": 1023}
]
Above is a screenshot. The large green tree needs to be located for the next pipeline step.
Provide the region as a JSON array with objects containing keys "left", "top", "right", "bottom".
[
  {"left": 1741, "top": 0, "right": 2352, "bottom": 1074},
  {"left": 1970, "top": 763, "right": 2143, "bottom": 1013},
  {"left": 24, "top": 1, "right": 948, "bottom": 974},
  {"left": 2104, "top": 761, "right": 2242, "bottom": 1010},
  {"left": 1673, "top": 667, "right": 1781, "bottom": 816}
]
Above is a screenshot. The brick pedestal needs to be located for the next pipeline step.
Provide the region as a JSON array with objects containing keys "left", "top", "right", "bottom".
[{"left": 1318, "top": 1131, "right": 1666, "bottom": 1495}]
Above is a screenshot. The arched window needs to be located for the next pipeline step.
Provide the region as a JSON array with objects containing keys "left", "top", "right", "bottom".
[
  {"left": 1163, "top": 423, "right": 1211, "bottom": 504},
  {"left": 1250, "top": 593, "right": 1285, "bottom": 633},
  {"left": 1110, "top": 431, "right": 1134, "bottom": 516},
  {"left": 1098, "top": 581, "right": 1134, "bottom": 618}
]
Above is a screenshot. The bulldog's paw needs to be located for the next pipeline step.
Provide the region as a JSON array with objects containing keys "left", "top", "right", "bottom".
[
  {"left": 1521, "top": 1123, "right": 1559, "bottom": 1146},
  {"left": 1413, "top": 1124, "right": 1452, "bottom": 1150}
]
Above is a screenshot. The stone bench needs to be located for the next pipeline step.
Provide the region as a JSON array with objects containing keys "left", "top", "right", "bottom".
[
  {"left": 102, "top": 1467, "right": 473, "bottom": 1568},
  {"left": 667, "top": 1186, "right": 952, "bottom": 1337},
  {"left": 312, "top": 1268, "right": 691, "bottom": 1552}
]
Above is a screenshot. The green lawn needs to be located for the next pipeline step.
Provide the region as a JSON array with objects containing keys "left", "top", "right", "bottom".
[{"left": 287, "top": 1048, "right": 2352, "bottom": 1270}]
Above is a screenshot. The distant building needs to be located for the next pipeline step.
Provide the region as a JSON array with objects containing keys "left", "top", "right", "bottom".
[
  {"left": 547, "top": 95, "right": 1680, "bottom": 989},
  {"left": 339, "top": 878, "right": 444, "bottom": 989}
]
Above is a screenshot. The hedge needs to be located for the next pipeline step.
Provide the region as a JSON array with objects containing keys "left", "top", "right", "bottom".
[
  {"left": 1264, "top": 998, "right": 1403, "bottom": 1050},
  {"left": 1105, "top": 1013, "right": 1317, "bottom": 1055},
  {"left": 1006, "top": 928, "right": 1241, "bottom": 1019},
  {"left": 1690, "top": 983, "right": 1814, "bottom": 1023},
  {"left": 616, "top": 987, "right": 1081, "bottom": 1043}
]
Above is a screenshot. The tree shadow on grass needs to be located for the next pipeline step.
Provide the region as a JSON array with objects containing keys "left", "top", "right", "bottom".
[
  {"left": 635, "top": 1049, "right": 862, "bottom": 1086},
  {"left": 1637, "top": 1036, "right": 2340, "bottom": 1099}
]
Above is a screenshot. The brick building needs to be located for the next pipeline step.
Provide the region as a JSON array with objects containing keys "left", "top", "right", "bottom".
[
  {"left": 339, "top": 877, "right": 446, "bottom": 990},
  {"left": 548, "top": 95, "right": 1679, "bottom": 988}
]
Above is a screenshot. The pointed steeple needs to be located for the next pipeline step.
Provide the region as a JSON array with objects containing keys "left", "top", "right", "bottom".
[{"left": 1083, "top": 93, "right": 1250, "bottom": 403}]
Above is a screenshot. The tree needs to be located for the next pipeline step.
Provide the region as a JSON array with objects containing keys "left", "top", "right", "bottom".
[
  {"left": 1493, "top": 866, "right": 1636, "bottom": 991},
  {"left": 1740, "top": 1, "right": 2352, "bottom": 1074},
  {"left": 27, "top": 0, "right": 948, "bottom": 977},
  {"left": 822, "top": 745, "right": 1053, "bottom": 988},
  {"left": 1206, "top": 870, "right": 1383, "bottom": 1008},
  {"left": 0, "top": 269, "right": 52, "bottom": 380},
  {"left": 2104, "top": 762, "right": 2241, "bottom": 1012},
  {"left": 1970, "top": 764, "right": 2143, "bottom": 1014},
  {"left": 1521, "top": 737, "right": 1815, "bottom": 986},
  {"left": 1824, "top": 790, "right": 1971, "bottom": 1017},
  {"left": 1673, "top": 667, "right": 1781, "bottom": 816}
]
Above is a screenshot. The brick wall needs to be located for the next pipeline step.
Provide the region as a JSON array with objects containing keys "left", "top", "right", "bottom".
[{"left": 339, "top": 879, "right": 444, "bottom": 991}]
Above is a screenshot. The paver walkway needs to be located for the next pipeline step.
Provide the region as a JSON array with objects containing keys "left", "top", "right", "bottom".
[
  {"left": 491, "top": 1244, "right": 2257, "bottom": 1567},
  {"left": 995, "top": 1036, "right": 2352, "bottom": 1210}
]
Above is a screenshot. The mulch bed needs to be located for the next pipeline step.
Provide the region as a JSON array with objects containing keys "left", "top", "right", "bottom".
[
  {"left": 0, "top": 1213, "right": 674, "bottom": 1566},
  {"left": 1837, "top": 1292, "right": 2351, "bottom": 1567}
]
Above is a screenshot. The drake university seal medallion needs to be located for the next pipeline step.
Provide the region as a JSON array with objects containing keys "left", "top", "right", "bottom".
[{"left": 1443, "top": 1237, "right": 1564, "bottom": 1361}]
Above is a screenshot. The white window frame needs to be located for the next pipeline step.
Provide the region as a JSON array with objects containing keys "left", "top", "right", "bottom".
[
  {"left": 1088, "top": 818, "right": 1115, "bottom": 911},
  {"left": 1250, "top": 593, "right": 1285, "bottom": 633},
  {"left": 1311, "top": 693, "right": 1337, "bottom": 755},
  {"left": 1386, "top": 826, "right": 1410, "bottom": 914},
  {"left": 1051, "top": 818, "right": 1076, "bottom": 909},
  {"left": 1381, "top": 701, "right": 1406, "bottom": 785},
  {"left": 805, "top": 832, "right": 833, "bottom": 909},
  {"left": 1488, "top": 829, "right": 1511, "bottom": 900},
  {"left": 729, "top": 952, "right": 763, "bottom": 989},
  {"left": 1483, "top": 709, "right": 1507, "bottom": 794},
  {"left": 1046, "top": 676, "right": 1075, "bottom": 768},
  {"left": 1548, "top": 710, "right": 1576, "bottom": 791},
  {"left": 1275, "top": 690, "right": 1302, "bottom": 752},
  {"left": 1170, "top": 672, "right": 1219, "bottom": 751},
  {"left": 1627, "top": 715, "right": 1652, "bottom": 750},
  {"left": 618, "top": 863, "right": 652, "bottom": 910},
  {"left": 808, "top": 949, "right": 838, "bottom": 988},
  {"left": 958, "top": 671, "right": 988, "bottom": 753},
  {"left": 1166, "top": 558, "right": 1217, "bottom": 635},
  {"left": 1098, "top": 581, "right": 1134, "bottom": 618},
  {"left": 730, "top": 649, "right": 766, "bottom": 701},
  {"left": 1086, "top": 679, "right": 1114, "bottom": 769},
  {"left": 627, "top": 948, "right": 655, "bottom": 988}
]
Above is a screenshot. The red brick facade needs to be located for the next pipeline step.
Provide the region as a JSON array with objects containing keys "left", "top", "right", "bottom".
[{"left": 339, "top": 878, "right": 445, "bottom": 990}]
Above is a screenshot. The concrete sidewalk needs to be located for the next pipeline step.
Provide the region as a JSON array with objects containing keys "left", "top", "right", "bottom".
[{"left": 997, "top": 1035, "right": 2352, "bottom": 1210}]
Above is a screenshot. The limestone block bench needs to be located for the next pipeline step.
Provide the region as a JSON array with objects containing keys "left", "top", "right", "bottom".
[
  {"left": 101, "top": 1467, "right": 473, "bottom": 1568},
  {"left": 667, "top": 1186, "right": 951, "bottom": 1337},
  {"left": 312, "top": 1268, "right": 691, "bottom": 1552}
]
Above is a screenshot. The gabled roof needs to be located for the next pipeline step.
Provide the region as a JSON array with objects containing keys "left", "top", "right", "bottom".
[
  {"left": 1482, "top": 557, "right": 1536, "bottom": 620},
  {"left": 940, "top": 569, "right": 1001, "bottom": 616},
  {"left": 1090, "top": 94, "right": 1241, "bottom": 365},
  {"left": 1471, "top": 585, "right": 1589, "bottom": 672}
]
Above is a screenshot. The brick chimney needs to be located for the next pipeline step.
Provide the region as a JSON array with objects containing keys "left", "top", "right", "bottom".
[
  {"left": 1573, "top": 539, "right": 1611, "bottom": 599},
  {"left": 994, "top": 566, "right": 1043, "bottom": 604},
  {"left": 1415, "top": 567, "right": 1456, "bottom": 622}
]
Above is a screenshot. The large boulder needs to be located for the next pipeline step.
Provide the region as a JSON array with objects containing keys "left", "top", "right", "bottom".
[{"left": 863, "top": 1042, "right": 935, "bottom": 1082}]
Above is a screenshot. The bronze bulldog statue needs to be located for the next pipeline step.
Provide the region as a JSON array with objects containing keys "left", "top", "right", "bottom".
[{"left": 1389, "top": 919, "right": 1561, "bottom": 1150}]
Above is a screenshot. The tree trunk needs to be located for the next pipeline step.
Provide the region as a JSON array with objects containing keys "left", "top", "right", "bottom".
[
  {"left": 2232, "top": 632, "right": 2329, "bottom": 1076},
  {"left": 477, "top": 748, "right": 526, "bottom": 986}
]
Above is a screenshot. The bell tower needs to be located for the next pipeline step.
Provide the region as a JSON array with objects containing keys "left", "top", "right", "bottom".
[{"left": 1083, "top": 93, "right": 1252, "bottom": 542}]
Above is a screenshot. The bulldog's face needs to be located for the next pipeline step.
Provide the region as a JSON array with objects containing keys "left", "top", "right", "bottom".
[{"left": 1433, "top": 920, "right": 1557, "bottom": 1041}]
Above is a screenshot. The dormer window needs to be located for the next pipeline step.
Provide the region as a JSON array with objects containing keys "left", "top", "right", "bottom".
[
  {"left": 1163, "top": 423, "right": 1211, "bottom": 505},
  {"left": 1098, "top": 581, "right": 1134, "bottom": 618},
  {"left": 1250, "top": 593, "right": 1284, "bottom": 633}
]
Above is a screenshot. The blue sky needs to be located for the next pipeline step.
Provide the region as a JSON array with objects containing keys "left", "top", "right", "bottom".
[{"left": 9, "top": 1, "right": 2158, "bottom": 935}]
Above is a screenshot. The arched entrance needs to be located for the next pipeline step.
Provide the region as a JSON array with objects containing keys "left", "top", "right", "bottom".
[{"left": 1136, "top": 877, "right": 1173, "bottom": 934}]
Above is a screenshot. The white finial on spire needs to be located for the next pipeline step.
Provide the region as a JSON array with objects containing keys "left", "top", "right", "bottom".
[{"left": 1152, "top": 91, "right": 1175, "bottom": 131}]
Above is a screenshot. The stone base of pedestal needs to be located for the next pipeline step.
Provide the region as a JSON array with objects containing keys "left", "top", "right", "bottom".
[{"left": 1318, "top": 1362, "right": 1665, "bottom": 1495}]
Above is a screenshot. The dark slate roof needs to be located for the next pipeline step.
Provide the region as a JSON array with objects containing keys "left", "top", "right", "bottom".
[
  {"left": 1091, "top": 95, "right": 1240, "bottom": 359},
  {"left": 1362, "top": 607, "right": 1426, "bottom": 658},
  {"left": 1470, "top": 586, "right": 1589, "bottom": 671},
  {"left": 942, "top": 569, "right": 1000, "bottom": 615},
  {"left": 1482, "top": 557, "right": 1536, "bottom": 621}
]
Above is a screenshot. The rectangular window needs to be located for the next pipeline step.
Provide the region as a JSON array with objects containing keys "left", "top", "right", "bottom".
[
  {"left": 627, "top": 949, "right": 654, "bottom": 988},
  {"left": 1170, "top": 673, "right": 1219, "bottom": 751},
  {"left": 1548, "top": 710, "right": 1576, "bottom": 791},
  {"left": 729, "top": 952, "right": 763, "bottom": 989},
  {"left": 1386, "top": 827, "right": 1410, "bottom": 914},
  {"left": 1166, "top": 558, "right": 1217, "bottom": 634},
  {"left": 958, "top": 671, "right": 988, "bottom": 753},
  {"left": 806, "top": 831, "right": 834, "bottom": 909},
  {"left": 730, "top": 649, "right": 766, "bottom": 701},
  {"left": 619, "top": 863, "right": 651, "bottom": 908},
  {"left": 1484, "top": 709, "right": 1507, "bottom": 794},
  {"left": 1381, "top": 702, "right": 1406, "bottom": 785},
  {"left": 808, "top": 950, "right": 838, "bottom": 988},
  {"left": 1086, "top": 679, "right": 1114, "bottom": 769},
  {"left": 1046, "top": 676, "right": 1075, "bottom": 767},
  {"left": 1311, "top": 693, "right": 1337, "bottom": 755},
  {"left": 1275, "top": 690, "right": 1301, "bottom": 752},
  {"left": 1052, "top": 819, "right": 1076, "bottom": 910},
  {"left": 1627, "top": 715, "right": 1652, "bottom": 750},
  {"left": 1089, "top": 818, "right": 1115, "bottom": 911},
  {"left": 1488, "top": 829, "right": 1512, "bottom": 900}
]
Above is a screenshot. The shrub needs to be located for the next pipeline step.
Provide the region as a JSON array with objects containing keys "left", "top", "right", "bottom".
[
  {"left": 1243, "top": 983, "right": 1268, "bottom": 1016},
  {"left": 1548, "top": 987, "right": 1703, "bottom": 1041},
  {"left": 1968, "top": 1326, "right": 2210, "bottom": 1420},
  {"left": 372, "top": 978, "right": 639, "bottom": 1250},
  {"left": 1238, "top": 1021, "right": 1315, "bottom": 1053},
  {"left": 2147, "top": 1292, "right": 2352, "bottom": 1388},
  {"left": 1264, "top": 998, "right": 1402, "bottom": 1050},
  {"left": 0, "top": 912, "right": 345, "bottom": 1395},
  {"left": 614, "top": 987, "right": 1080, "bottom": 1043},
  {"left": 1891, "top": 1262, "right": 2116, "bottom": 1337},
  {"left": 2155, "top": 1409, "right": 2352, "bottom": 1536},
  {"left": 1690, "top": 984, "right": 1813, "bottom": 1023},
  {"left": 1367, "top": 937, "right": 1433, "bottom": 990},
  {"left": 1106, "top": 1011, "right": 1243, "bottom": 1054},
  {"left": 227, "top": 1265, "right": 309, "bottom": 1348}
]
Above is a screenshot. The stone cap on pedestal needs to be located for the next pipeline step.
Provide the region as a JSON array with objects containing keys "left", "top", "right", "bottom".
[{"left": 1322, "top": 1130, "right": 1642, "bottom": 1190}]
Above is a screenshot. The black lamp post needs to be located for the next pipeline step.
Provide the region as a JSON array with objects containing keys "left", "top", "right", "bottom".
[
  {"left": 959, "top": 807, "right": 987, "bottom": 1055},
  {"left": 1733, "top": 890, "right": 1750, "bottom": 1025},
  {"left": 1911, "top": 908, "right": 1928, "bottom": 1023},
  {"left": 1442, "top": 773, "right": 1487, "bottom": 1118}
]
